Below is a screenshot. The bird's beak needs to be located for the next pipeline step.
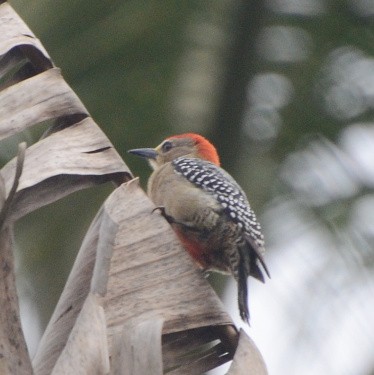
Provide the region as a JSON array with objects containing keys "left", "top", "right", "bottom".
[{"left": 128, "top": 148, "right": 158, "bottom": 160}]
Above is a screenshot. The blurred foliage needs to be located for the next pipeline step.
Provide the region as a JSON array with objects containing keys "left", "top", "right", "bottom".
[{"left": 2, "top": 0, "right": 374, "bottom": 373}]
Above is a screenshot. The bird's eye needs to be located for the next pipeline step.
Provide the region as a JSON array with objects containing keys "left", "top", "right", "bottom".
[{"left": 161, "top": 141, "right": 173, "bottom": 153}]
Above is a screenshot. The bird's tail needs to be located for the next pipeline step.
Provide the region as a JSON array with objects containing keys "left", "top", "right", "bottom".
[
  {"left": 237, "top": 237, "right": 271, "bottom": 323},
  {"left": 244, "top": 234, "right": 271, "bottom": 282},
  {"left": 238, "top": 262, "right": 250, "bottom": 323}
]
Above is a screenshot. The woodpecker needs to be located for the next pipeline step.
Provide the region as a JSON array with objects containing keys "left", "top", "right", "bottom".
[{"left": 128, "top": 133, "right": 270, "bottom": 322}]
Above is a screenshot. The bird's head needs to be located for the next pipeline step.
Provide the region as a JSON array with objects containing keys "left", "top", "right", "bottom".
[{"left": 128, "top": 133, "right": 220, "bottom": 170}]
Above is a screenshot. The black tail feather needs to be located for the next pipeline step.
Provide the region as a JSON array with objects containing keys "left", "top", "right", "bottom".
[
  {"left": 238, "top": 263, "right": 250, "bottom": 323},
  {"left": 235, "top": 235, "right": 271, "bottom": 323},
  {"left": 244, "top": 233, "right": 271, "bottom": 279}
]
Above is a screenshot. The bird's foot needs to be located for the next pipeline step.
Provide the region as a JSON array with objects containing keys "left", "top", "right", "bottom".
[{"left": 152, "top": 206, "right": 176, "bottom": 224}]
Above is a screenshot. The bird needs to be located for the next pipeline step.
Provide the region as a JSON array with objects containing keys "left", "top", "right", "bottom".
[{"left": 128, "top": 133, "right": 270, "bottom": 322}]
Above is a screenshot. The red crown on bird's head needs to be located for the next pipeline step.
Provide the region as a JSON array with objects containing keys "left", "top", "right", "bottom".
[{"left": 167, "top": 133, "right": 220, "bottom": 166}]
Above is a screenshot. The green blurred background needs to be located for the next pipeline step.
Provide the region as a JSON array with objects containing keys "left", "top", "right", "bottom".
[{"left": 2, "top": 0, "right": 374, "bottom": 374}]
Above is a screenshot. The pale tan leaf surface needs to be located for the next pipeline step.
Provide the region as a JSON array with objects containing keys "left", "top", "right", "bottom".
[
  {"left": 0, "top": 226, "right": 33, "bottom": 375},
  {"left": 32, "top": 208, "right": 112, "bottom": 375},
  {"left": 0, "top": 2, "right": 131, "bottom": 224},
  {"left": 0, "top": 68, "right": 87, "bottom": 140},
  {"left": 0, "top": 2, "right": 50, "bottom": 64},
  {"left": 0, "top": 144, "right": 31, "bottom": 374},
  {"left": 0, "top": 1, "right": 52, "bottom": 93},
  {"left": 227, "top": 329, "right": 268, "bottom": 375},
  {"left": 0, "top": 2, "right": 129, "bottom": 374},
  {"left": 51, "top": 293, "right": 109, "bottom": 375},
  {"left": 0, "top": 142, "right": 25, "bottom": 226},
  {"left": 1, "top": 117, "right": 130, "bottom": 221},
  {"left": 110, "top": 315, "right": 164, "bottom": 375}
]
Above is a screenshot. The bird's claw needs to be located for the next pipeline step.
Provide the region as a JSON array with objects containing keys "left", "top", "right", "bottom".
[
  {"left": 152, "top": 206, "right": 176, "bottom": 224},
  {"left": 152, "top": 206, "right": 166, "bottom": 215}
]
